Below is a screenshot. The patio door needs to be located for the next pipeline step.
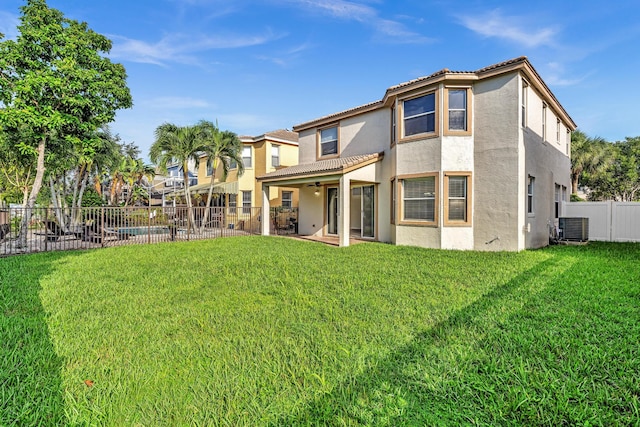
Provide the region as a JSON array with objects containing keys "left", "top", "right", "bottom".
[
  {"left": 350, "top": 185, "right": 374, "bottom": 238},
  {"left": 361, "top": 185, "right": 375, "bottom": 238},
  {"left": 327, "top": 187, "right": 339, "bottom": 235}
]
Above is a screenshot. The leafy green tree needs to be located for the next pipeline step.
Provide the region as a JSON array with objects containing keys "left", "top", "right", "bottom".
[
  {"left": 570, "top": 129, "right": 610, "bottom": 196},
  {"left": 0, "top": 0, "right": 132, "bottom": 244},
  {"left": 198, "top": 120, "right": 244, "bottom": 229},
  {"left": 150, "top": 123, "right": 209, "bottom": 228},
  {"left": 585, "top": 137, "right": 640, "bottom": 201},
  {"left": 0, "top": 127, "right": 35, "bottom": 205}
]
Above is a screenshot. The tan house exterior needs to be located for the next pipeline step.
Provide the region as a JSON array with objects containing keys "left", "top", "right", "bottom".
[
  {"left": 193, "top": 129, "right": 299, "bottom": 213},
  {"left": 258, "top": 57, "right": 577, "bottom": 251}
]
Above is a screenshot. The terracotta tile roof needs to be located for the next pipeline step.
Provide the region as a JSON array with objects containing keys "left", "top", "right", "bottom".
[
  {"left": 240, "top": 129, "right": 299, "bottom": 144},
  {"left": 292, "top": 100, "right": 383, "bottom": 132},
  {"left": 264, "top": 129, "right": 298, "bottom": 142},
  {"left": 294, "top": 56, "right": 542, "bottom": 131},
  {"left": 257, "top": 152, "right": 384, "bottom": 181}
]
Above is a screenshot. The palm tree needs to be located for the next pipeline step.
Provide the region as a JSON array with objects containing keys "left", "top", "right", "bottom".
[
  {"left": 150, "top": 123, "right": 209, "bottom": 229},
  {"left": 197, "top": 120, "right": 245, "bottom": 230},
  {"left": 570, "top": 129, "right": 609, "bottom": 195}
]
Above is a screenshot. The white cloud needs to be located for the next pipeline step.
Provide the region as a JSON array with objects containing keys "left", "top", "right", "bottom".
[
  {"left": 109, "top": 30, "right": 284, "bottom": 65},
  {"left": 285, "top": 0, "right": 431, "bottom": 43},
  {"left": 256, "top": 42, "right": 313, "bottom": 67},
  {"left": 459, "top": 9, "right": 558, "bottom": 48},
  {"left": 543, "top": 62, "right": 592, "bottom": 87},
  {"left": 0, "top": 11, "right": 19, "bottom": 40}
]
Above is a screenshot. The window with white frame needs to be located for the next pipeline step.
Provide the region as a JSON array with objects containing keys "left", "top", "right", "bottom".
[
  {"left": 242, "top": 191, "right": 251, "bottom": 214},
  {"left": 527, "top": 175, "right": 535, "bottom": 214},
  {"left": 555, "top": 184, "right": 561, "bottom": 218},
  {"left": 521, "top": 81, "right": 528, "bottom": 127},
  {"left": 271, "top": 144, "right": 280, "bottom": 167},
  {"left": 445, "top": 174, "right": 470, "bottom": 224},
  {"left": 542, "top": 103, "right": 547, "bottom": 141},
  {"left": 282, "top": 191, "right": 292, "bottom": 209},
  {"left": 402, "top": 176, "right": 436, "bottom": 222},
  {"left": 242, "top": 146, "right": 252, "bottom": 168},
  {"left": 229, "top": 193, "right": 237, "bottom": 209},
  {"left": 391, "top": 105, "right": 396, "bottom": 145},
  {"left": 556, "top": 119, "right": 561, "bottom": 145},
  {"left": 390, "top": 178, "right": 396, "bottom": 224},
  {"left": 319, "top": 126, "right": 338, "bottom": 156},
  {"left": 206, "top": 160, "right": 214, "bottom": 176},
  {"left": 448, "top": 89, "right": 467, "bottom": 131},
  {"left": 403, "top": 93, "right": 435, "bottom": 137}
]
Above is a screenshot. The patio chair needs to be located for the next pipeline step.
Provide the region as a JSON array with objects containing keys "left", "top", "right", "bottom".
[{"left": 41, "top": 219, "right": 83, "bottom": 242}]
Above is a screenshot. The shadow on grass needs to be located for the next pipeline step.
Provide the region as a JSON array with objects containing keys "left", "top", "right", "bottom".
[
  {"left": 0, "top": 252, "right": 84, "bottom": 426},
  {"left": 272, "top": 255, "right": 570, "bottom": 426}
]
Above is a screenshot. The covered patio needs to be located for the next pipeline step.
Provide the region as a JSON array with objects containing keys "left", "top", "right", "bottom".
[{"left": 257, "top": 152, "right": 384, "bottom": 247}]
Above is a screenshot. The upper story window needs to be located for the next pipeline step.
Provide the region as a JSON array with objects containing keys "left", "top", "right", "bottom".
[
  {"left": 319, "top": 126, "right": 339, "bottom": 157},
  {"left": 242, "top": 146, "right": 252, "bottom": 168},
  {"left": 271, "top": 144, "right": 280, "bottom": 167},
  {"left": 448, "top": 90, "right": 467, "bottom": 131},
  {"left": 391, "top": 105, "right": 397, "bottom": 146},
  {"left": 445, "top": 87, "right": 471, "bottom": 136},
  {"left": 206, "top": 160, "right": 214, "bottom": 176},
  {"left": 542, "top": 103, "right": 547, "bottom": 142},
  {"left": 403, "top": 92, "right": 435, "bottom": 137},
  {"left": 556, "top": 119, "right": 561, "bottom": 145},
  {"left": 521, "top": 80, "right": 528, "bottom": 128}
]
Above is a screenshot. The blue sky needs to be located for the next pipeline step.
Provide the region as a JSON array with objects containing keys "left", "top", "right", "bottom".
[{"left": 1, "top": 0, "right": 639, "bottom": 160}]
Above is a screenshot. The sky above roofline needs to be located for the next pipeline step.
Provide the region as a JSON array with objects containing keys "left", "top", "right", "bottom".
[{"left": 1, "top": 0, "right": 639, "bottom": 161}]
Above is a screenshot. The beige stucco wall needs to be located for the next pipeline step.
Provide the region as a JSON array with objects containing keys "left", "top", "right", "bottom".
[
  {"left": 294, "top": 68, "right": 572, "bottom": 251},
  {"left": 472, "top": 73, "right": 523, "bottom": 251},
  {"left": 298, "top": 185, "right": 326, "bottom": 236},
  {"left": 523, "top": 84, "right": 572, "bottom": 249}
]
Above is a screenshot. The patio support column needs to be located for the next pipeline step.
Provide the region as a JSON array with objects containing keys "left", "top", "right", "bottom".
[
  {"left": 261, "top": 183, "right": 270, "bottom": 236},
  {"left": 338, "top": 174, "right": 350, "bottom": 247}
]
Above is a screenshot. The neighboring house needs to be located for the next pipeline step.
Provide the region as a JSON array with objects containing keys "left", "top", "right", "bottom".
[
  {"left": 257, "top": 57, "right": 577, "bottom": 251},
  {"left": 151, "top": 161, "right": 198, "bottom": 206},
  {"left": 191, "top": 129, "right": 299, "bottom": 214}
]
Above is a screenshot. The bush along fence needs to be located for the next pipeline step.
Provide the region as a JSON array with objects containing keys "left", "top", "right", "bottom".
[{"left": 0, "top": 205, "right": 296, "bottom": 257}]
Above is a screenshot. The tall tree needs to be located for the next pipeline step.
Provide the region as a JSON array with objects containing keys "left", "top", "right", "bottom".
[
  {"left": 585, "top": 137, "right": 640, "bottom": 201},
  {"left": 0, "top": 0, "right": 132, "bottom": 245},
  {"left": 150, "top": 123, "right": 208, "bottom": 228},
  {"left": 198, "top": 120, "right": 244, "bottom": 230},
  {"left": 570, "top": 129, "right": 609, "bottom": 195}
]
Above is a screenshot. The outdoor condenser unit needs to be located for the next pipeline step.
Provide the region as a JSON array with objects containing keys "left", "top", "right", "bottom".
[{"left": 559, "top": 217, "right": 589, "bottom": 241}]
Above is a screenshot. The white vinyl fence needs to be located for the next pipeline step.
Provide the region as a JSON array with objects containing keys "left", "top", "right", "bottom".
[{"left": 562, "top": 201, "right": 640, "bottom": 242}]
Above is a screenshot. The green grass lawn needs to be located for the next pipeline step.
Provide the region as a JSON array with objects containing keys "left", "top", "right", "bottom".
[{"left": 1, "top": 237, "right": 639, "bottom": 426}]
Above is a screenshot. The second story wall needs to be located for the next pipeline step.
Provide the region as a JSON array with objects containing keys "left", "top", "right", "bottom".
[{"left": 298, "top": 109, "right": 391, "bottom": 164}]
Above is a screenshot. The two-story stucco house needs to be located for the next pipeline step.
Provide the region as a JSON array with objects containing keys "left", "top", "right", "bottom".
[
  {"left": 187, "top": 129, "right": 299, "bottom": 221},
  {"left": 257, "top": 57, "right": 577, "bottom": 251}
]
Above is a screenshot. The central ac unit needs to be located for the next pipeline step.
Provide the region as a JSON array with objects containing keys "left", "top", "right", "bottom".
[{"left": 559, "top": 217, "right": 589, "bottom": 241}]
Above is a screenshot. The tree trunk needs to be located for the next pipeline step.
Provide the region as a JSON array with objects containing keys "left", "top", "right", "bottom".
[
  {"left": 182, "top": 163, "right": 196, "bottom": 231},
  {"left": 17, "top": 137, "right": 46, "bottom": 247},
  {"left": 200, "top": 158, "right": 218, "bottom": 232},
  {"left": 74, "top": 170, "right": 89, "bottom": 226},
  {"left": 49, "top": 176, "right": 67, "bottom": 229}
]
